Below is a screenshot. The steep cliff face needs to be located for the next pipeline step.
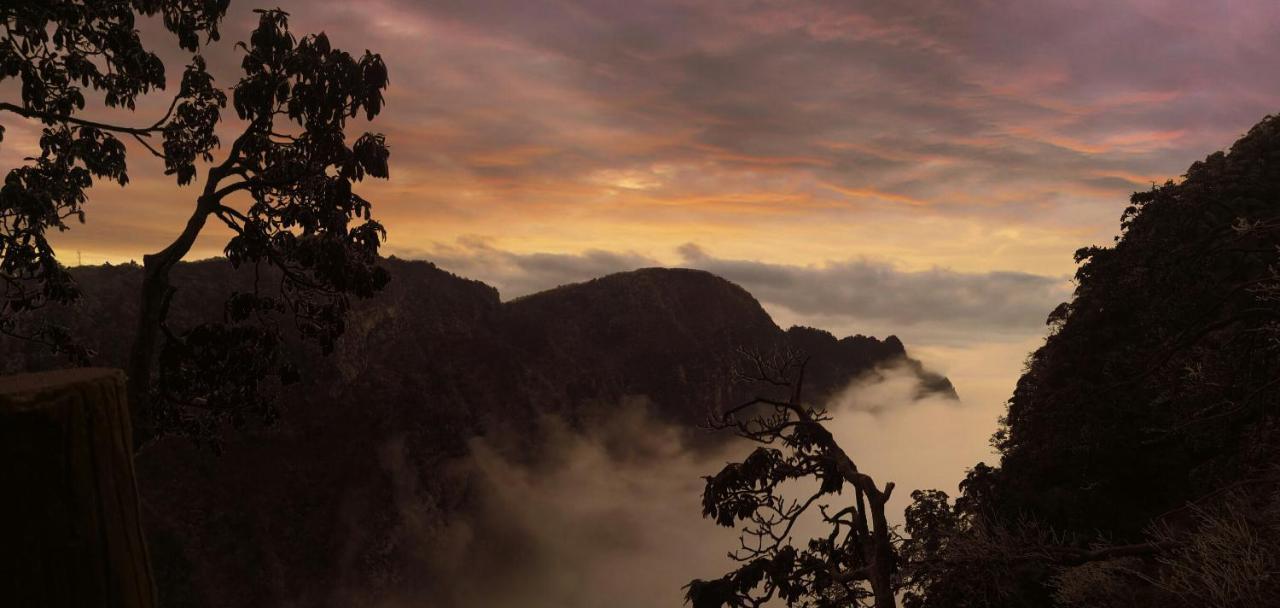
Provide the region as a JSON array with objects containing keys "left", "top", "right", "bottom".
[{"left": 2, "top": 258, "right": 952, "bottom": 606}]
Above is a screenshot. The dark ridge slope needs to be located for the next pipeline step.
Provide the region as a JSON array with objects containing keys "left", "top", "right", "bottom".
[
  {"left": 500, "top": 268, "right": 783, "bottom": 422},
  {"left": 992, "top": 117, "right": 1280, "bottom": 536},
  {"left": 907, "top": 115, "right": 1280, "bottom": 608}
]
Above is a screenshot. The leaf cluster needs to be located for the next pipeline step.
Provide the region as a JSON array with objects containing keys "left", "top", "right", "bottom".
[{"left": 146, "top": 9, "right": 392, "bottom": 443}]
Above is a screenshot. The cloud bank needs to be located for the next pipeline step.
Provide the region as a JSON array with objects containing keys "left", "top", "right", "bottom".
[
  {"left": 423, "top": 237, "right": 660, "bottom": 299},
  {"left": 676, "top": 244, "right": 1071, "bottom": 334},
  {"left": 367, "top": 363, "right": 993, "bottom": 608},
  {"left": 414, "top": 240, "right": 1071, "bottom": 342}
]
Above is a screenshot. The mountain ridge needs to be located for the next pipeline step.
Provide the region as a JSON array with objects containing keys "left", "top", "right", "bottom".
[{"left": 2, "top": 257, "right": 954, "bottom": 607}]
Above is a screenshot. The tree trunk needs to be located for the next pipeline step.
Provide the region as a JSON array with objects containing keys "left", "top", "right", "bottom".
[
  {"left": 0, "top": 368, "right": 156, "bottom": 607},
  {"left": 808, "top": 395, "right": 899, "bottom": 608},
  {"left": 126, "top": 204, "right": 210, "bottom": 443},
  {"left": 868, "top": 494, "right": 897, "bottom": 608},
  {"left": 126, "top": 260, "right": 172, "bottom": 444},
  {"left": 832, "top": 450, "right": 897, "bottom": 608}
]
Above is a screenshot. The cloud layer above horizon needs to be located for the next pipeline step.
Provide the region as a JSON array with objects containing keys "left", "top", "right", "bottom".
[
  {"left": 22, "top": 0, "right": 1280, "bottom": 275},
  {"left": 327, "top": 0, "right": 1280, "bottom": 276}
]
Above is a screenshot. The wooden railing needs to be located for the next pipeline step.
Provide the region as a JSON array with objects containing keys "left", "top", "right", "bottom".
[{"left": 0, "top": 368, "right": 156, "bottom": 607}]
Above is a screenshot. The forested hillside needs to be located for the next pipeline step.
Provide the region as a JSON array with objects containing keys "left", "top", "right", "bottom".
[{"left": 903, "top": 116, "right": 1280, "bottom": 607}]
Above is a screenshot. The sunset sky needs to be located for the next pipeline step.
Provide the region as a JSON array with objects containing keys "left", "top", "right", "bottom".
[{"left": 7, "top": 0, "right": 1280, "bottom": 464}]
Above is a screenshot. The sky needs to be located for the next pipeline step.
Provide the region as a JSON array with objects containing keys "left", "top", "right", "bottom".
[{"left": 7, "top": 0, "right": 1280, "bottom": 493}]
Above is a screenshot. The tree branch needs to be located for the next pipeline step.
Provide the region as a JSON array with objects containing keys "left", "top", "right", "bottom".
[{"left": 0, "top": 101, "right": 165, "bottom": 136}]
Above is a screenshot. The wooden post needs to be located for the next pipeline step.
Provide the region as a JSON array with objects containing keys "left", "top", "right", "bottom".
[{"left": 0, "top": 368, "right": 156, "bottom": 608}]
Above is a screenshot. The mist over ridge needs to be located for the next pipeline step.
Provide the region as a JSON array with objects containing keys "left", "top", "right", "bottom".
[{"left": 2, "top": 257, "right": 957, "bottom": 606}]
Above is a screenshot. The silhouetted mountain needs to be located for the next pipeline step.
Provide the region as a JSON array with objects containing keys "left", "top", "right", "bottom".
[{"left": 3, "top": 260, "right": 951, "bottom": 607}]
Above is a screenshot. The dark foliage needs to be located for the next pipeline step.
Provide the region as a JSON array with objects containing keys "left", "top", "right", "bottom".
[
  {"left": 902, "top": 115, "right": 1280, "bottom": 606},
  {"left": 0, "top": 2, "right": 392, "bottom": 447}
]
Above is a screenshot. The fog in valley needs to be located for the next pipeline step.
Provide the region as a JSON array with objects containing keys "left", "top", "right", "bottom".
[{"left": 375, "top": 363, "right": 993, "bottom": 608}]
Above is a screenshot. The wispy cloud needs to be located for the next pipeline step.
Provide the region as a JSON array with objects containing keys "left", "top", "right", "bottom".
[
  {"left": 675, "top": 244, "right": 1071, "bottom": 334},
  {"left": 421, "top": 237, "right": 660, "bottom": 299}
]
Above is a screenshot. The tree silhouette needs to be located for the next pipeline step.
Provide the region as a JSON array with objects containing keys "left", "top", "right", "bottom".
[
  {"left": 687, "top": 350, "right": 900, "bottom": 608},
  {"left": 1, "top": 2, "right": 391, "bottom": 447}
]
